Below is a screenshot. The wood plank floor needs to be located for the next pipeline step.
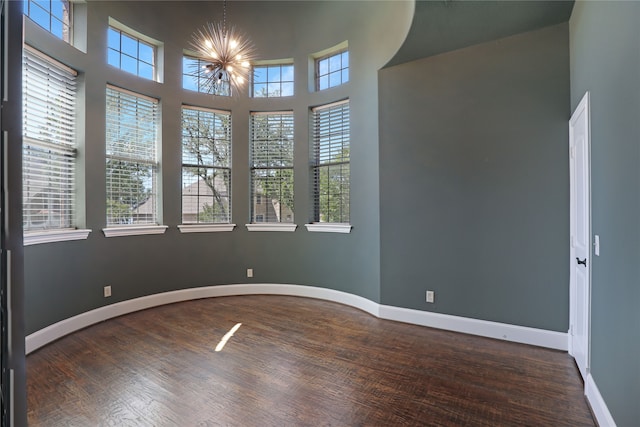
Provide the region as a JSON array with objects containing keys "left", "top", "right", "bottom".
[{"left": 27, "top": 295, "right": 595, "bottom": 426}]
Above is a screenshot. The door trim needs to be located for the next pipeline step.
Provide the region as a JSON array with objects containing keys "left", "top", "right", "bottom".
[{"left": 568, "top": 91, "right": 591, "bottom": 378}]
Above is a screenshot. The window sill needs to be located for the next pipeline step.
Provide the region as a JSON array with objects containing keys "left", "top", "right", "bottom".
[
  {"left": 178, "top": 224, "right": 236, "bottom": 233},
  {"left": 305, "top": 223, "right": 352, "bottom": 234},
  {"left": 24, "top": 229, "right": 92, "bottom": 246},
  {"left": 102, "top": 225, "right": 168, "bottom": 238},
  {"left": 245, "top": 223, "right": 297, "bottom": 232}
]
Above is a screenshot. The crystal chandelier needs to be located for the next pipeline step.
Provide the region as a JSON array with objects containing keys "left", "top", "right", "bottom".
[{"left": 190, "top": 1, "right": 256, "bottom": 96}]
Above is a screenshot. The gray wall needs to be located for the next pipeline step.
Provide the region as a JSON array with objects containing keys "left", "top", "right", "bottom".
[
  {"left": 379, "top": 24, "right": 571, "bottom": 331},
  {"left": 569, "top": 1, "right": 640, "bottom": 425},
  {"left": 23, "top": 1, "right": 412, "bottom": 334}
]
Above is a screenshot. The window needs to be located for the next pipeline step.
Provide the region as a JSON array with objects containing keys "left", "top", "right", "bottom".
[
  {"left": 182, "top": 56, "right": 230, "bottom": 96},
  {"left": 105, "top": 86, "right": 159, "bottom": 226},
  {"left": 311, "top": 100, "right": 350, "bottom": 223},
  {"left": 252, "top": 64, "right": 294, "bottom": 98},
  {"left": 22, "top": 47, "right": 77, "bottom": 231},
  {"left": 181, "top": 106, "right": 232, "bottom": 224},
  {"left": 23, "top": 0, "right": 72, "bottom": 43},
  {"left": 108, "top": 26, "right": 155, "bottom": 80},
  {"left": 316, "top": 50, "right": 348, "bottom": 91},
  {"left": 250, "top": 112, "right": 294, "bottom": 223}
]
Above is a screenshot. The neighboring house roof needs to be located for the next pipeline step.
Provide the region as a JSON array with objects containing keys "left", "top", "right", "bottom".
[{"left": 134, "top": 176, "right": 228, "bottom": 215}]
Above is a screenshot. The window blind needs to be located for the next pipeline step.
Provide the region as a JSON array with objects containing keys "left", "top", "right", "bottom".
[
  {"left": 250, "top": 112, "right": 294, "bottom": 223},
  {"left": 105, "top": 85, "right": 159, "bottom": 226},
  {"left": 181, "top": 106, "right": 232, "bottom": 224},
  {"left": 312, "top": 100, "right": 350, "bottom": 223},
  {"left": 23, "top": 47, "right": 77, "bottom": 231}
]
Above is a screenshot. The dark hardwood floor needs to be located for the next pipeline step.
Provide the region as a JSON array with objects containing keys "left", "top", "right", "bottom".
[{"left": 27, "top": 295, "right": 595, "bottom": 426}]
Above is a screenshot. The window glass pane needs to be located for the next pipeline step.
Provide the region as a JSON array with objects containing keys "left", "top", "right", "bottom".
[
  {"left": 121, "top": 54, "right": 138, "bottom": 75},
  {"left": 183, "top": 74, "right": 197, "bottom": 92},
  {"left": 267, "top": 82, "right": 280, "bottom": 97},
  {"left": 341, "top": 51, "right": 349, "bottom": 67},
  {"left": 107, "top": 49, "right": 120, "bottom": 67},
  {"left": 329, "top": 54, "right": 341, "bottom": 72},
  {"left": 318, "top": 58, "right": 328, "bottom": 76},
  {"left": 342, "top": 68, "right": 349, "bottom": 84},
  {"left": 34, "top": 0, "right": 50, "bottom": 10},
  {"left": 50, "top": 19, "right": 63, "bottom": 39},
  {"left": 329, "top": 71, "right": 341, "bottom": 88},
  {"left": 253, "top": 67, "right": 267, "bottom": 83},
  {"left": 138, "top": 42, "right": 154, "bottom": 65},
  {"left": 51, "top": 0, "right": 67, "bottom": 20},
  {"left": 138, "top": 62, "right": 153, "bottom": 80},
  {"left": 281, "top": 82, "right": 294, "bottom": 97},
  {"left": 30, "top": 6, "right": 52, "bottom": 31},
  {"left": 282, "top": 65, "right": 294, "bottom": 82},
  {"left": 120, "top": 34, "right": 138, "bottom": 57},
  {"left": 23, "top": 48, "right": 77, "bottom": 231},
  {"left": 267, "top": 66, "right": 281, "bottom": 82},
  {"left": 107, "top": 28, "right": 120, "bottom": 49},
  {"left": 181, "top": 107, "right": 232, "bottom": 224},
  {"left": 319, "top": 75, "right": 328, "bottom": 91},
  {"left": 253, "top": 83, "right": 267, "bottom": 97}
]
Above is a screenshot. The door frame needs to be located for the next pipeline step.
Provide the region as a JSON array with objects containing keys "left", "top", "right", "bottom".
[{"left": 568, "top": 91, "right": 591, "bottom": 379}]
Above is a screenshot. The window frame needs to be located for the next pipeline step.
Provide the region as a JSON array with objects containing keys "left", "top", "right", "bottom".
[
  {"left": 315, "top": 49, "right": 349, "bottom": 91},
  {"left": 248, "top": 111, "right": 296, "bottom": 230},
  {"left": 23, "top": 0, "right": 73, "bottom": 44},
  {"left": 251, "top": 62, "right": 294, "bottom": 98},
  {"left": 22, "top": 45, "right": 91, "bottom": 245},
  {"left": 180, "top": 105, "right": 233, "bottom": 229},
  {"left": 308, "top": 99, "right": 351, "bottom": 232},
  {"left": 107, "top": 24, "right": 157, "bottom": 81},
  {"left": 104, "top": 85, "right": 163, "bottom": 234}
]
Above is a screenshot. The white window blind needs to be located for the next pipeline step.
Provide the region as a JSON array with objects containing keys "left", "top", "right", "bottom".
[
  {"left": 181, "top": 106, "right": 232, "bottom": 224},
  {"left": 250, "top": 112, "right": 294, "bottom": 223},
  {"left": 312, "top": 100, "right": 350, "bottom": 223},
  {"left": 23, "top": 46, "right": 77, "bottom": 231},
  {"left": 105, "top": 86, "right": 159, "bottom": 226}
]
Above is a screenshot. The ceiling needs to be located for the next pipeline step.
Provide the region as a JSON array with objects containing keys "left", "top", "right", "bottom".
[{"left": 385, "top": 0, "right": 575, "bottom": 68}]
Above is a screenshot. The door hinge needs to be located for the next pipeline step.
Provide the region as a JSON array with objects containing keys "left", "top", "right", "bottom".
[
  {"left": 570, "top": 146, "right": 576, "bottom": 159},
  {"left": 570, "top": 235, "right": 575, "bottom": 248}
]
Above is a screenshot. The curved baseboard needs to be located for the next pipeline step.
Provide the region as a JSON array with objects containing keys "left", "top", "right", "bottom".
[{"left": 25, "top": 283, "right": 567, "bottom": 354}]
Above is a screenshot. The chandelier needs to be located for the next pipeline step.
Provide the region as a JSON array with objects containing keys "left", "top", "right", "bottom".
[{"left": 190, "top": 0, "right": 256, "bottom": 96}]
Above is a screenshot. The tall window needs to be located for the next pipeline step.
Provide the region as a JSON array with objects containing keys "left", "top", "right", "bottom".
[
  {"left": 182, "top": 56, "right": 230, "bottom": 96},
  {"left": 316, "top": 50, "right": 349, "bottom": 91},
  {"left": 181, "top": 106, "right": 232, "bottom": 224},
  {"left": 105, "top": 86, "right": 159, "bottom": 226},
  {"left": 23, "top": 47, "right": 77, "bottom": 231},
  {"left": 311, "top": 100, "right": 350, "bottom": 223},
  {"left": 23, "top": 0, "right": 72, "bottom": 43},
  {"left": 108, "top": 26, "right": 155, "bottom": 80},
  {"left": 250, "top": 112, "right": 294, "bottom": 223},
  {"left": 252, "top": 64, "right": 294, "bottom": 98}
]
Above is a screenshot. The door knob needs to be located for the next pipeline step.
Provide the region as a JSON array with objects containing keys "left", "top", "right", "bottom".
[{"left": 576, "top": 257, "right": 587, "bottom": 267}]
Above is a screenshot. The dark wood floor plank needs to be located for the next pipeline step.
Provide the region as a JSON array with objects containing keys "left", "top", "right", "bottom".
[{"left": 27, "top": 295, "right": 595, "bottom": 426}]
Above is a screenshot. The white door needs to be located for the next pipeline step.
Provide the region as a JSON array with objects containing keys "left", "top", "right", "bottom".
[{"left": 569, "top": 92, "right": 591, "bottom": 381}]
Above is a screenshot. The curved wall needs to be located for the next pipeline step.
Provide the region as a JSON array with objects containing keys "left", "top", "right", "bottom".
[{"left": 23, "top": 1, "right": 413, "bottom": 334}]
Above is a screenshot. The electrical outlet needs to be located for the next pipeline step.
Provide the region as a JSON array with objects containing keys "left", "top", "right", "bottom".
[
  {"left": 247, "top": 268, "right": 253, "bottom": 278},
  {"left": 104, "top": 285, "right": 112, "bottom": 298},
  {"left": 426, "top": 290, "right": 435, "bottom": 303}
]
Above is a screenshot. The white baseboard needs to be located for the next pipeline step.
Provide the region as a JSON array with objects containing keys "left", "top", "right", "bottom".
[
  {"left": 585, "top": 373, "right": 617, "bottom": 427},
  {"left": 26, "top": 283, "right": 565, "bottom": 354},
  {"left": 379, "top": 305, "right": 568, "bottom": 351}
]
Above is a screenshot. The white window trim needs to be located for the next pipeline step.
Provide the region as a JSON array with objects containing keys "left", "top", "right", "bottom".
[
  {"left": 305, "top": 223, "right": 352, "bottom": 234},
  {"left": 246, "top": 223, "right": 297, "bottom": 232},
  {"left": 178, "top": 224, "right": 236, "bottom": 233},
  {"left": 24, "top": 229, "right": 92, "bottom": 246},
  {"left": 102, "top": 225, "right": 168, "bottom": 238}
]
